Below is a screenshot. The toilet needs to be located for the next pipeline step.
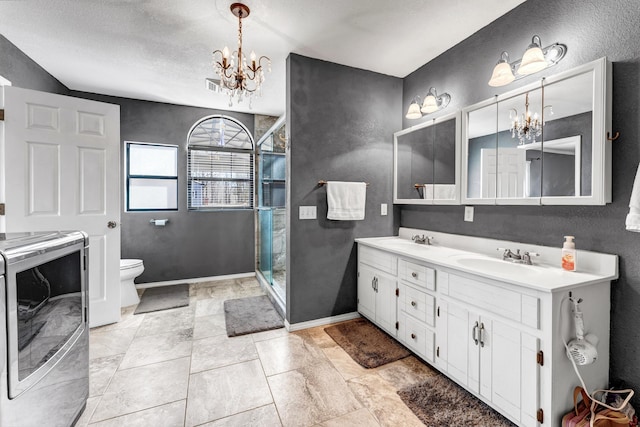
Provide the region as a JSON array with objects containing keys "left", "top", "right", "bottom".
[{"left": 120, "top": 259, "right": 144, "bottom": 307}]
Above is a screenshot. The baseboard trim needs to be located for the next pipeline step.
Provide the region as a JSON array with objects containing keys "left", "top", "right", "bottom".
[
  {"left": 136, "top": 272, "right": 255, "bottom": 289},
  {"left": 285, "top": 312, "right": 360, "bottom": 332}
]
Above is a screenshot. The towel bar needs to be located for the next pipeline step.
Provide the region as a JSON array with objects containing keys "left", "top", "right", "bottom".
[{"left": 318, "top": 180, "right": 369, "bottom": 187}]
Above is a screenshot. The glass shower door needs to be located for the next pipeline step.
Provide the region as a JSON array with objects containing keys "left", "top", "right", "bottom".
[
  {"left": 258, "top": 208, "right": 273, "bottom": 284},
  {"left": 256, "top": 118, "right": 286, "bottom": 303}
]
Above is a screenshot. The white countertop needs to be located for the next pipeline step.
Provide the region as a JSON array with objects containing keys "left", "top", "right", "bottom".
[{"left": 356, "top": 231, "right": 618, "bottom": 293}]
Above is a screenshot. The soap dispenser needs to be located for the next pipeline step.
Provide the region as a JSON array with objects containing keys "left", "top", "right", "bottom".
[{"left": 562, "top": 236, "right": 577, "bottom": 271}]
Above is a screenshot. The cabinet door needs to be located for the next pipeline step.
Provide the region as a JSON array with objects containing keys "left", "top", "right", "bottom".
[
  {"left": 482, "top": 316, "right": 540, "bottom": 426},
  {"left": 444, "top": 300, "right": 477, "bottom": 388},
  {"left": 357, "top": 264, "right": 377, "bottom": 321},
  {"left": 375, "top": 272, "right": 398, "bottom": 336}
]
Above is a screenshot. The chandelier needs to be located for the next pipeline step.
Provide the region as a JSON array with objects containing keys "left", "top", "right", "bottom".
[
  {"left": 510, "top": 92, "right": 542, "bottom": 144},
  {"left": 211, "top": 3, "right": 270, "bottom": 107}
]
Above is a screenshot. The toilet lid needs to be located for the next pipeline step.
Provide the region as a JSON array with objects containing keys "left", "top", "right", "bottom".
[{"left": 120, "top": 259, "right": 143, "bottom": 269}]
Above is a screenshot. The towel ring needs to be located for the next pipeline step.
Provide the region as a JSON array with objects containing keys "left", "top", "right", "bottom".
[{"left": 607, "top": 131, "right": 620, "bottom": 141}]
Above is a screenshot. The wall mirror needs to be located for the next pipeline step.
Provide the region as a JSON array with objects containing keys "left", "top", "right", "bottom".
[
  {"left": 462, "top": 57, "right": 611, "bottom": 206},
  {"left": 394, "top": 111, "right": 460, "bottom": 204}
]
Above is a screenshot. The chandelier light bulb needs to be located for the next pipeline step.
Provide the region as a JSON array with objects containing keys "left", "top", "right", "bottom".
[{"left": 222, "top": 46, "right": 230, "bottom": 59}]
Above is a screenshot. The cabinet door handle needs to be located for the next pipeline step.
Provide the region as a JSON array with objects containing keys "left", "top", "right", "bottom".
[
  {"left": 372, "top": 277, "right": 376, "bottom": 291},
  {"left": 374, "top": 277, "right": 379, "bottom": 292},
  {"left": 411, "top": 272, "right": 418, "bottom": 278},
  {"left": 479, "top": 322, "right": 485, "bottom": 348},
  {"left": 472, "top": 321, "right": 479, "bottom": 345},
  {"left": 411, "top": 301, "right": 417, "bottom": 307},
  {"left": 411, "top": 333, "right": 416, "bottom": 340}
]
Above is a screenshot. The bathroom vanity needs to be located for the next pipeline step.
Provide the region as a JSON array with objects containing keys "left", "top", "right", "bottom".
[{"left": 356, "top": 228, "right": 618, "bottom": 427}]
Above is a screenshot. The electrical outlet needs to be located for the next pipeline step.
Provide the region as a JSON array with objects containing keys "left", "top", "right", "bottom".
[
  {"left": 299, "top": 206, "right": 317, "bottom": 220},
  {"left": 464, "top": 206, "right": 474, "bottom": 222},
  {"left": 381, "top": 203, "right": 388, "bottom": 216}
]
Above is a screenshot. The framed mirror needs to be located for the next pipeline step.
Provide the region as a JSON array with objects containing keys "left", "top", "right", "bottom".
[
  {"left": 394, "top": 112, "right": 460, "bottom": 204},
  {"left": 462, "top": 57, "right": 611, "bottom": 206}
]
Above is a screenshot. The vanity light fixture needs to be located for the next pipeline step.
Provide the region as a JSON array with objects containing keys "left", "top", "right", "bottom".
[
  {"left": 405, "top": 87, "right": 451, "bottom": 119},
  {"left": 488, "top": 35, "right": 566, "bottom": 87},
  {"left": 210, "top": 2, "right": 271, "bottom": 107}
]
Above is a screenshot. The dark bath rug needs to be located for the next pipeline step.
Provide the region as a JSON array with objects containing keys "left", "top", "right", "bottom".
[
  {"left": 398, "top": 374, "right": 516, "bottom": 427},
  {"left": 134, "top": 284, "right": 189, "bottom": 314},
  {"left": 324, "top": 318, "right": 410, "bottom": 368},
  {"left": 224, "top": 295, "right": 284, "bottom": 337}
]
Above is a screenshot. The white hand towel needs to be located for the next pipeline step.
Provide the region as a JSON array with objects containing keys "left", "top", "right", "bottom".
[
  {"left": 626, "top": 163, "right": 640, "bottom": 232},
  {"left": 326, "top": 181, "right": 366, "bottom": 220}
]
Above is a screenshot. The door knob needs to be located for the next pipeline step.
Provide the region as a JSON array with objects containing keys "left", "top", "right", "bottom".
[
  {"left": 107, "top": 221, "right": 117, "bottom": 229},
  {"left": 411, "top": 301, "right": 417, "bottom": 307}
]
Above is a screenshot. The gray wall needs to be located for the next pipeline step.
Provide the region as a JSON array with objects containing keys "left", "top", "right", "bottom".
[
  {"left": 286, "top": 54, "right": 402, "bottom": 324},
  {"left": 71, "top": 92, "right": 256, "bottom": 283},
  {"left": 402, "top": 0, "right": 640, "bottom": 401},
  {"left": 0, "top": 34, "right": 68, "bottom": 94}
]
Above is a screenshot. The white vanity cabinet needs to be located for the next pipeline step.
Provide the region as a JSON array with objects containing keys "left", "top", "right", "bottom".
[
  {"left": 356, "top": 232, "right": 617, "bottom": 427},
  {"left": 357, "top": 245, "right": 398, "bottom": 336}
]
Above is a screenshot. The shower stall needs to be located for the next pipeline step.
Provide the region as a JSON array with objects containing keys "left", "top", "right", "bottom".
[{"left": 256, "top": 117, "right": 286, "bottom": 307}]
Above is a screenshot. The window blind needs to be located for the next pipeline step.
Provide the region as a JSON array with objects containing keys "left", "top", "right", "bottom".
[{"left": 188, "top": 147, "right": 254, "bottom": 209}]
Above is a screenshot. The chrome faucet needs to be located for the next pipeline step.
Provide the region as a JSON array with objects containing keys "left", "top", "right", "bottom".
[
  {"left": 497, "top": 248, "right": 540, "bottom": 265},
  {"left": 412, "top": 235, "right": 435, "bottom": 245}
]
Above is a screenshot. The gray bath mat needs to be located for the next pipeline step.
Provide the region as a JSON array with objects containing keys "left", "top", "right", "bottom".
[
  {"left": 134, "top": 284, "right": 189, "bottom": 314},
  {"left": 224, "top": 295, "right": 284, "bottom": 337},
  {"left": 398, "top": 374, "right": 516, "bottom": 426},
  {"left": 324, "top": 318, "right": 410, "bottom": 368}
]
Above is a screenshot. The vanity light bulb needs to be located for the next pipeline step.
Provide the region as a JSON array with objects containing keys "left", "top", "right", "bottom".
[
  {"left": 406, "top": 102, "right": 423, "bottom": 120},
  {"left": 421, "top": 95, "right": 439, "bottom": 114}
]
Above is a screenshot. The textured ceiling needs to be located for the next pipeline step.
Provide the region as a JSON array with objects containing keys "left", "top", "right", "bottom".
[{"left": 0, "top": 0, "right": 526, "bottom": 116}]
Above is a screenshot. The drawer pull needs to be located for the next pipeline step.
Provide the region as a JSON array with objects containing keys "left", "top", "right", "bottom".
[
  {"left": 411, "top": 333, "right": 416, "bottom": 339},
  {"left": 411, "top": 272, "right": 418, "bottom": 278},
  {"left": 411, "top": 301, "right": 417, "bottom": 307}
]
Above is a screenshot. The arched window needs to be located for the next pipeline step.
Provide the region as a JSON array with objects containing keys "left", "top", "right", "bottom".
[{"left": 187, "top": 115, "right": 254, "bottom": 210}]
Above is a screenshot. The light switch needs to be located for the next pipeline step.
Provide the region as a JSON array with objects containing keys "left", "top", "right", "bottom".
[
  {"left": 299, "top": 205, "right": 317, "bottom": 220},
  {"left": 464, "top": 206, "right": 474, "bottom": 222},
  {"left": 381, "top": 203, "right": 388, "bottom": 216}
]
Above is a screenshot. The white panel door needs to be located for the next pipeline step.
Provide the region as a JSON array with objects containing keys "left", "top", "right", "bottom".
[{"left": 1, "top": 86, "right": 121, "bottom": 327}]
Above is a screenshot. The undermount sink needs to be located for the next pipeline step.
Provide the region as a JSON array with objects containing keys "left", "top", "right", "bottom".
[{"left": 451, "top": 256, "right": 545, "bottom": 277}]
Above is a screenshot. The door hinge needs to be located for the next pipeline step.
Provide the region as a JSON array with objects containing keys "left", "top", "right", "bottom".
[
  {"left": 0, "top": 203, "right": 4, "bottom": 216},
  {"left": 395, "top": 288, "right": 399, "bottom": 297},
  {"left": 436, "top": 346, "right": 440, "bottom": 357},
  {"left": 395, "top": 321, "right": 399, "bottom": 330},
  {"left": 537, "top": 408, "right": 544, "bottom": 423},
  {"left": 357, "top": 272, "right": 360, "bottom": 278},
  {"left": 437, "top": 306, "right": 440, "bottom": 317},
  {"left": 536, "top": 350, "right": 544, "bottom": 366},
  {"left": 84, "top": 254, "right": 87, "bottom": 271},
  {"left": 0, "top": 109, "right": 4, "bottom": 121},
  {"left": 84, "top": 307, "right": 88, "bottom": 322}
]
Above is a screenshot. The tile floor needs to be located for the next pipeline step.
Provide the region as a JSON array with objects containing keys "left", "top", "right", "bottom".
[{"left": 77, "top": 277, "right": 436, "bottom": 427}]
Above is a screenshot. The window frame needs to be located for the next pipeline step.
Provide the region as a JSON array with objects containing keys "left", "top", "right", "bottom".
[
  {"left": 125, "top": 141, "right": 179, "bottom": 212},
  {"left": 187, "top": 115, "right": 255, "bottom": 211}
]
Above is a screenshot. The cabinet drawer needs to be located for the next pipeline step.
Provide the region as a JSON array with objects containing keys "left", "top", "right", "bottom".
[
  {"left": 359, "top": 245, "right": 397, "bottom": 275},
  {"left": 399, "top": 313, "right": 434, "bottom": 362},
  {"left": 448, "top": 274, "right": 540, "bottom": 328},
  {"left": 399, "top": 258, "right": 435, "bottom": 290},
  {"left": 399, "top": 283, "right": 435, "bottom": 326}
]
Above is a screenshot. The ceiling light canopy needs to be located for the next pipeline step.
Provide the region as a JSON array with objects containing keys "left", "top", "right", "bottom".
[
  {"left": 405, "top": 87, "right": 451, "bottom": 119},
  {"left": 488, "top": 35, "right": 566, "bottom": 87},
  {"left": 210, "top": 3, "right": 271, "bottom": 107}
]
